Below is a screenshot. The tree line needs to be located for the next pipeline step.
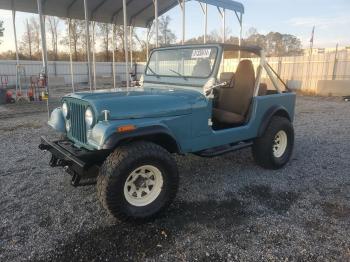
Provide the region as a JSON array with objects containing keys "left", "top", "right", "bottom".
[{"left": 0, "top": 16, "right": 303, "bottom": 61}]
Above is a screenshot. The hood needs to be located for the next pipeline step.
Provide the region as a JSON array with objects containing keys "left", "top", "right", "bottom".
[{"left": 65, "top": 87, "right": 205, "bottom": 120}]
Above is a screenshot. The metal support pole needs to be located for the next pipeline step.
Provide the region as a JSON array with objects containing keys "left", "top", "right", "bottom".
[
  {"left": 218, "top": 8, "right": 225, "bottom": 71},
  {"left": 239, "top": 13, "right": 243, "bottom": 47},
  {"left": 146, "top": 26, "right": 150, "bottom": 58},
  {"left": 204, "top": 4, "right": 207, "bottom": 43},
  {"left": 123, "top": 0, "right": 129, "bottom": 89},
  {"left": 37, "top": 0, "right": 50, "bottom": 119},
  {"left": 154, "top": 0, "right": 159, "bottom": 47},
  {"left": 112, "top": 24, "right": 116, "bottom": 90},
  {"left": 332, "top": 43, "right": 339, "bottom": 80},
  {"left": 12, "top": 9, "right": 20, "bottom": 96},
  {"left": 92, "top": 22, "right": 97, "bottom": 89},
  {"left": 129, "top": 26, "right": 133, "bottom": 66},
  {"left": 83, "top": 0, "right": 93, "bottom": 91},
  {"left": 199, "top": 3, "right": 207, "bottom": 44},
  {"left": 182, "top": 0, "right": 185, "bottom": 44},
  {"left": 68, "top": 19, "right": 75, "bottom": 92},
  {"left": 222, "top": 9, "right": 226, "bottom": 43},
  {"left": 236, "top": 12, "right": 242, "bottom": 60}
]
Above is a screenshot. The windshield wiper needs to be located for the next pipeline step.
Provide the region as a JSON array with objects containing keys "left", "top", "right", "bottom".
[
  {"left": 147, "top": 66, "right": 160, "bottom": 78},
  {"left": 169, "top": 69, "right": 187, "bottom": 80}
]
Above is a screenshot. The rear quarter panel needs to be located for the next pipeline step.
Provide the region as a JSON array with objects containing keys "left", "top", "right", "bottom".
[{"left": 188, "top": 92, "right": 296, "bottom": 152}]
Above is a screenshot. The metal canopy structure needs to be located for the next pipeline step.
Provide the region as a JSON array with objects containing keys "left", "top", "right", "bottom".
[
  {"left": 197, "top": 0, "right": 244, "bottom": 14},
  {"left": 0, "top": 0, "right": 243, "bottom": 25},
  {"left": 1, "top": 0, "right": 179, "bottom": 27},
  {"left": 0, "top": 0, "right": 245, "bottom": 118}
]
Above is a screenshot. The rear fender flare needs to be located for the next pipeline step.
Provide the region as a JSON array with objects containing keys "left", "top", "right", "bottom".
[{"left": 257, "top": 105, "right": 291, "bottom": 137}]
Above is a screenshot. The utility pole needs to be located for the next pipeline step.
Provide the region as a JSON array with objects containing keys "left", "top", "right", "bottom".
[
  {"left": 307, "top": 26, "right": 315, "bottom": 91},
  {"left": 332, "top": 43, "right": 339, "bottom": 80},
  {"left": 309, "top": 26, "right": 315, "bottom": 56}
]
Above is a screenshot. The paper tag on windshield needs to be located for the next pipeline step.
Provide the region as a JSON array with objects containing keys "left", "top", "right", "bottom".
[{"left": 191, "top": 49, "right": 211, "bottom": 59}]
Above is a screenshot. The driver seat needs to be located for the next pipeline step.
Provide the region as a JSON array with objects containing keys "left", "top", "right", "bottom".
[{"left": 213, "top": 60, "right": 255, "bottom": 125}]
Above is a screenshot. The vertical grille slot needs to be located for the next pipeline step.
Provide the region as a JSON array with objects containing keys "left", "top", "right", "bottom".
[{"left": 68, "top": 101, "right": 87, "bottom": 144}]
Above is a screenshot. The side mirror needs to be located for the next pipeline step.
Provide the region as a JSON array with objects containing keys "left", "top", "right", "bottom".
[{"left": 205, "top": 82, "right": 228, "bottom": 96}]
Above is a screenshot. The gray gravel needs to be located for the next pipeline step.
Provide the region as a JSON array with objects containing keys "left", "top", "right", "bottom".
[{"left": 0, "top": 96, "right": 350, "bottom": 261}]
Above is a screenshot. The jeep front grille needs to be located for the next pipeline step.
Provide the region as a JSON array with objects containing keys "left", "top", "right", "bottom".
[{"left": 68, "top": 102, "right": 87, "bottom": 144}]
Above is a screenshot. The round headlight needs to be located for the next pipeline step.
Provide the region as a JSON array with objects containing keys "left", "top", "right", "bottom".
[
  {"left": 65, "top": 120, "right": 71, "bottom": 131},
  {"left": 85, "top": 107, "right": 94, "bottom": 127},
  {"left": 62, "top": 102, "right": 69, "bottom": 118}
]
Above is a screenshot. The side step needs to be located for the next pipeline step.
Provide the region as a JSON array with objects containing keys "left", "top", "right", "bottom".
[{"left": 195, "top": 141, "right": 253, "bottom": 158}]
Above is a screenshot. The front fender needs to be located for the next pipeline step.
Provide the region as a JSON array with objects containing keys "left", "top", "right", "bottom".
[
  {"left": 102, "top": 125, "right": 180, "bottom": 151},
  {"left": 48, "top": 108, "right": 66, "bottom": 133},
  {"left": 87, "top": 119, "right": 181, "bottom": 152}
]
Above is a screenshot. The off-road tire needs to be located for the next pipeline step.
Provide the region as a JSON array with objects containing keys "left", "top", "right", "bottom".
[
  {"left": 252, "top": 116, "right": 294, "bottom": 169},
  {"left": 97, "top": 141, "right": 179, "bottom": 222}
]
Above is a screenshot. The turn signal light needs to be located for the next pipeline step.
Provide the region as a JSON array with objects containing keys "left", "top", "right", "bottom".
[{"left": 117, "top": 125, "right": 136, "bottom": 133}]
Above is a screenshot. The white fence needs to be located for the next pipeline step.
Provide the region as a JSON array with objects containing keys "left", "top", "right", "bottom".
[
  {"left": 1, "top": 50, "right": 349, "bottom": 93},
  {"left": 0, "top": 60, "right": 146, "bottom": 87},
  {"left": 224, "top": 50, "right": 350, "bottom": 92}
]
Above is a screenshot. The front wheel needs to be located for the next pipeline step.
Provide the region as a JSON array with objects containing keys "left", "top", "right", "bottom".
[
  {"left": 97, "top": 141, "right": 179, "bottom": 222},
  {"left": 252, "top": 116, "right": 294, "bottom": 169}
]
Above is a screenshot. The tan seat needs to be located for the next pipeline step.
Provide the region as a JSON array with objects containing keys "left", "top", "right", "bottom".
[{"left": 213, "top": 60, "right": 255, "bottom": 125}]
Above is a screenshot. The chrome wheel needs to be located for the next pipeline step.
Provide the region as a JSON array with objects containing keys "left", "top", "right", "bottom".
[
  {"left": 123, "top": 165, "right": 163, "bottom": 207},
  {"left": 273, "top": 130, "right": 288, "bottom": 158}
]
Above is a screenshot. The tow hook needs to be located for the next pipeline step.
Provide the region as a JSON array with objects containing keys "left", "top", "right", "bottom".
[
  {"left": 49, "top": 156, "right": 71, "bottom": 167},
  {"left": 39, "top": 144, "right": 51, "bottom": 151},
  {"left": 49, "top": 155, "right": 58, "bottom": 167},
  {"left": 57, "top": 159, "right": 71, "bottom": 167},
  {"left": 71, "top": 172, "right": 81, "bottom": 187},
  {"left": 63, "top": 166, "right": 81, "bottom": 187}
]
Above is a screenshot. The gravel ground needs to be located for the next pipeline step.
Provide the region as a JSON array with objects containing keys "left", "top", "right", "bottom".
[{"left": 0, "top": 96, "right": 349, "bottom": 261}]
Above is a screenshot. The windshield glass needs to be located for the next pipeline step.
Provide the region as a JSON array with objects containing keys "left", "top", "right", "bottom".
[{"left": 146, "top": 47, "right": 218, "bottom": 79}]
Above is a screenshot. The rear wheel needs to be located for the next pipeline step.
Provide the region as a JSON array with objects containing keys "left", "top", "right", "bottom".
[
  {"left": 97, "top": 141, "right": 179, "bottom": 222},
  {"left": 252, "top": 116, "right": 294, "bottom": 169}
]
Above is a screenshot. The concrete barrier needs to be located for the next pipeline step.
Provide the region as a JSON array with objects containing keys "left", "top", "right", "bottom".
[
  {"left": 317, "top": 80, "right": 350, "bottom": 96},
  {"left": 287, "top": 80, "right": 302, "bottom": 91}
]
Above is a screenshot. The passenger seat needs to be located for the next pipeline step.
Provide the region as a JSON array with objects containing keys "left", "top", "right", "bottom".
[{"left": 213, "top": 60, "right": 255, "bottom": 125}]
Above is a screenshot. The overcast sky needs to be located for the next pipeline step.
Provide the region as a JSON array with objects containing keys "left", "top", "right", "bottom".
[{"left": 0, "top": 0, "right": 349, "bottom": 52}]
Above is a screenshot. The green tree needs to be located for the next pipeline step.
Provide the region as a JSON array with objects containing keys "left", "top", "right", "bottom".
[
  {"left": 20, "top": 19, "right": 34, "bottom": 59},
  {"left": 19, "top": 17, "right": 41, "bottom": 60},
  {"left": 158, "top": 16, "right": 176, "bottom": 46},
  {"left": 98, "top": 23, "right": 111, "bottom": 61},
  {"left": 244, "top": 28, "right": 302, "bottom": 57},
  {"left": 47, "top": 16, "right": 60, "bottom": 60},
  {"left": 61, "top": 19, "right": 85, "bottom": 61}
]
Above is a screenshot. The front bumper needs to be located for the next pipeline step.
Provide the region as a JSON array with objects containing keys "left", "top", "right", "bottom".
[{"left": 39, "top": 136, "right": 110, "bottom": 176}]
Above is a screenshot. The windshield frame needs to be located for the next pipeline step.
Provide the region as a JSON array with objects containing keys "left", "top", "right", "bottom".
[{"left": 144, "top": 45, "right": 220, "bottom": 80}]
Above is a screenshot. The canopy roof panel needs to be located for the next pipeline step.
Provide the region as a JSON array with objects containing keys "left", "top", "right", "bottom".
[
  {"left": 0, "top": 0, "right": 244, "bottom": 27},
  {"left": 197, "top": 0, "right": 244, "bottom": 14}
]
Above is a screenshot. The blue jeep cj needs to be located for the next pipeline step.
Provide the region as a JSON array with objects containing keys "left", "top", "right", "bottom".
[{"left": 39, "top": 44, "right": 296, "bottom": 222}]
